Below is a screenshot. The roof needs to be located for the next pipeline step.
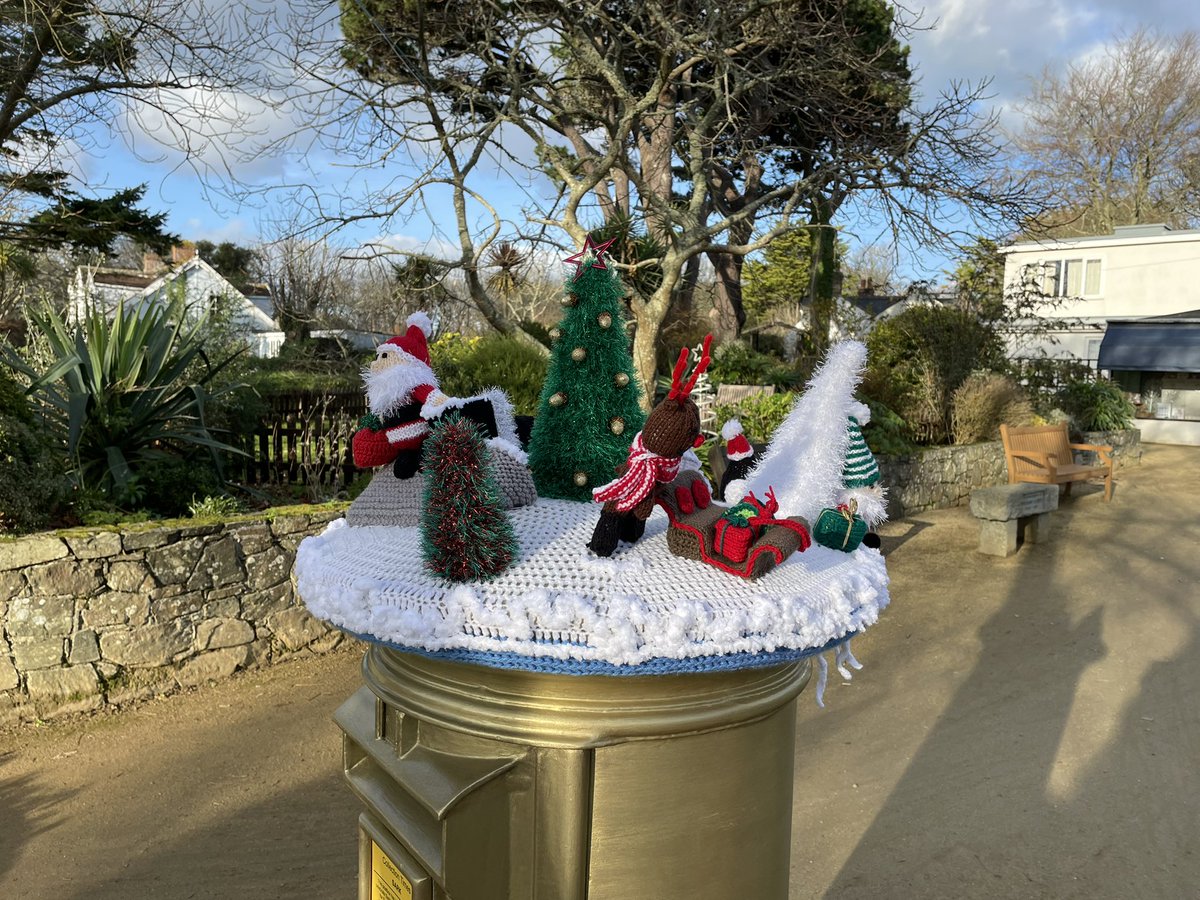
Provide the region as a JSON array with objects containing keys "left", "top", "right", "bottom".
[
  {"left": 92, "top": 270, "right": 157, "bottom": 289},
  {"left": 1098, "top": 319, "right": 1200, "bottom": 372},
  {"left": 1001, "top": 224, "right": 1200, "bottom": 254},
  {"left": 847, "top": 294, "right": 905, "bottom": 318}
]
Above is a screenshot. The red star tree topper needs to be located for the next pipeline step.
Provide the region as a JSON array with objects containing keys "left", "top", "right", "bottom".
[{"left": 563, "top": 234, "right": 617, "bottom": 277}]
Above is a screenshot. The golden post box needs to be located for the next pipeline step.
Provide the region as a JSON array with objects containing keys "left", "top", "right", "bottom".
[{"left": 337, "top": 646, "right": 810, "bottom": 900}]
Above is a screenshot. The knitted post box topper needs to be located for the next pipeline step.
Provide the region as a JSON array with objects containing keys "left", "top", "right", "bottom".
[
  {"left": 352, "top": 312, "right": 451, "bottom": 479},
  {"left": 588, "top": 335, "right": 714, "bottom": 557}
]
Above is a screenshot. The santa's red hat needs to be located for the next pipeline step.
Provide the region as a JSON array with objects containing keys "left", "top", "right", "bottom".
[
  {"left": 722, "top": 418, "right": 753, "bottom": 461},
  {"left": 383, "top": 311, "right": 433, "bottom": 366}
]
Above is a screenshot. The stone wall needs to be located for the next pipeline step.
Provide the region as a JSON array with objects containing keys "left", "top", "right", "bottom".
[
  {"left": 878, "top": 428, "right": 1142, "bottom": 518},
  {"left": 0, "top": 510, "right": 347, "bottom": 726}
]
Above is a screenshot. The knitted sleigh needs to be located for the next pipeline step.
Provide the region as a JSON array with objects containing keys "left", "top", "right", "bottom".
[{"left": 658, "top": 471, "right": 811, "bottom": 579}]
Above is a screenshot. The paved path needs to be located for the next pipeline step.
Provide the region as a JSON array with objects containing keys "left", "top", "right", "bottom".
[{"left": 2, "top": 444, "right": 1197, "bottom": 899}]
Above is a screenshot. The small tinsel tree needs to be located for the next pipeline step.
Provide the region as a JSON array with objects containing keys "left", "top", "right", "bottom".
[
  {"left": 420, "top": 413, "right": 519, "bottom": 582},
  {"left": 527, "top": 237, "right": 646, "bottom": 500}
]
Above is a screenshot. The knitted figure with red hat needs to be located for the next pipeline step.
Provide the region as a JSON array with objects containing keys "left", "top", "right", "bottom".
[
  {"left": 716, "top": 418, "right": 756, "bottom": 501},
  {"left": 588, "top": 336, "right": 714, "bottom": 557},
  {"left": 353, "top": 312, "right": 451, "bottom": 479}
]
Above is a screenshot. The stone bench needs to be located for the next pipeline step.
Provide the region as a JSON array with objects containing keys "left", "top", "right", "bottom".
[{"left": 969, "top": 483, "right": 1059, "bottom": 557}]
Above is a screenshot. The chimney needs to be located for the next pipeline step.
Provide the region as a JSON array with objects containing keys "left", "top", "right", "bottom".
[
  {"left": 859, "top": 277, "right": 874, "bottom": 296},
  {"left": 171, "top": 244, "right": 197, "bottom": 265},
  {"left": 142, "top": 251, "right": 166, "bottom": 274}
]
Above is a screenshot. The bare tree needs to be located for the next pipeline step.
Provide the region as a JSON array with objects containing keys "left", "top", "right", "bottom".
[
  {"left": 1012, "top": 26, "right": 1200, "bottom": 236},
  {"left": 255, "top": 0, "right": 1037, "bottom": 404},
  {"left": 842, "top": 243, "right": 899, "bottom": 296},
  {"left": 253, "top": 235, "right": 353, "bottom": 343}
]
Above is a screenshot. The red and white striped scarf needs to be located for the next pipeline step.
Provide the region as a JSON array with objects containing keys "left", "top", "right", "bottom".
[{"left": 592, "top": 432, "right": 681, "bottom": 512}]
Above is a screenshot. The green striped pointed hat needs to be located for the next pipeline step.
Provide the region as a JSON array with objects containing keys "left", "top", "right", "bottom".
[{"left": 842, "top": 413, "right": 880, "bottom": 489}]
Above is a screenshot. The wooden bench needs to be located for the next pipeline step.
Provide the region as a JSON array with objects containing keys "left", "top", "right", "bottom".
[
  {"left": 970, "top": 483, "right": 1058, "bottom": 556},
  {"left": 999, "top": 422, "right": 1114, "bottom": 501}
]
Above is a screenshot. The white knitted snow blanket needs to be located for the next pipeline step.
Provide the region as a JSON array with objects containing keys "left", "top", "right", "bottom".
[{"left": 295, "top": 497, "right": 889, "bottom": 683}]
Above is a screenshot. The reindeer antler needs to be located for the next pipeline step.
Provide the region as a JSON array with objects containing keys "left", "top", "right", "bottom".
[
  {"left": 679, "top": 334, "right": 713, "bottom": 400},
  {"left": 666, "top": 346, "right": 691, "bottom": 401},
  {"left": 666, "top": 334, "right": 713, "bottom": 403},
  {"left": 666, "top": 335, "right": 713, "bottom": 402}
]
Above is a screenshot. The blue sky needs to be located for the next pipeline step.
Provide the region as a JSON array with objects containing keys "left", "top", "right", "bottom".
[{"left": 82, "top": 1, "right": 1200, "bottom": 283}]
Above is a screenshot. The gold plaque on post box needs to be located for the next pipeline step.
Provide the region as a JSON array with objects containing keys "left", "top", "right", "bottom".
[
  {"left": 371, "top": 841, "right": 413, "bottom": 900},
  {"left": 358, "top": 812, "right": 432, "bottom": 900}
]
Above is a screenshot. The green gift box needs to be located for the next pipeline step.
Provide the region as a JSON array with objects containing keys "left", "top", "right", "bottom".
[{"left": 814, "top": 505, "right": 868, "bottom": 552}]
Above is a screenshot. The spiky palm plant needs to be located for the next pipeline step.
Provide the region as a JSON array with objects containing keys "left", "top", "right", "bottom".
[
  {"left": 485, "top": 241, "right": 526, "bottom": 300},
  {"left": 7, "top": 293, "right": 245, "bottom": 504}
]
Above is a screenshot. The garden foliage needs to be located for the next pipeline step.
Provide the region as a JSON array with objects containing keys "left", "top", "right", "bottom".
[
  {"left": 865, "top": 305, "right": 1004, "bottom": 445},
  {"left": 0, "top": 369, "right": 67, "bottom": 532},
  {"left": 951, "top": 373, "right": 1035, "bottom": 445},
  {"left": 1056, "top": 378, "right": 1135, "bottom": 432},
  {"left": 707, "top": 341, "right": 800, "bottom": 389},
  {"left": 429, "top": 332, "right": 549, "bottom": 416},
  {"left": 712, "top": 392, "right": 795, "bottom": 444},
  {"left": 8, "top": 294, "right": 244, "bottom": 514}
]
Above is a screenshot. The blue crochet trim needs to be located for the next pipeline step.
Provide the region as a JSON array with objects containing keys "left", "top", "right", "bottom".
[{"left": 339, "top": 628, "right": 856, "bottom": 675}]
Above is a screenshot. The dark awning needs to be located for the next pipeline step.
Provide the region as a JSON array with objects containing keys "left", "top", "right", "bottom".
[{"left": 1098, "top": 320, "right": 1200, "bottom": 372}]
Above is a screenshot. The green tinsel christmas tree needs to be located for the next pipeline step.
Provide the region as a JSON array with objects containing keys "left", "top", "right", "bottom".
[
  {"left": 420, "top": 413, "right": 519, "bottom": 582},
  {"left": 527, "top": 239, "right": 646, "bottom": 501}
]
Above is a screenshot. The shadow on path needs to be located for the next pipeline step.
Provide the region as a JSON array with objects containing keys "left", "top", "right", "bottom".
[
  {"left": 823, "top": 446, "right": 1200, "bottom": 898},
  {"left": 0, "top": 753, "right": 73, "bottom": 885}
]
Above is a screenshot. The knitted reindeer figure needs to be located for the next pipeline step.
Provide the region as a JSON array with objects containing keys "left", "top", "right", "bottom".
[{"left": 588, "top": 335, "right": 714, "bottom": 557}]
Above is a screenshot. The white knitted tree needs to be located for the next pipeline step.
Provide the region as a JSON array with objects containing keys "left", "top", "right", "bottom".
[{"left": 725, "top": 341, "right": 868, "bottom": 523}]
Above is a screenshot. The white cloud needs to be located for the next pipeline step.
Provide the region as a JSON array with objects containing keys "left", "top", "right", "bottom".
[{"left": 909, "top": 1, "right": 1200, "bottom": 112}]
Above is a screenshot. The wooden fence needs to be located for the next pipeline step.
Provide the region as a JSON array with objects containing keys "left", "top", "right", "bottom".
[{"left": 229, "top": 390, "right": 368, "bottom": 489}]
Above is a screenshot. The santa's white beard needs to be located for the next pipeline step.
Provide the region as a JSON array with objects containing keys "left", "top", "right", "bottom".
[{"left": 363, "top": 359, "right": 438, "bottom": 417}]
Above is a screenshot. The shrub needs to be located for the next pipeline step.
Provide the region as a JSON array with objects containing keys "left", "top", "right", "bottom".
[
  {"left": 429, "top": 332, "right": 549, "bottom": 415},
  {"left": 860, "top": 399, "right": 918, "bottom": 457},
  {"left": 708, "top": 341, "right": 799, "bottom": 389},
  {"left": 0, "top": 370, "right": 67, "bottom": 532},
  {"left": 951, "top": 373, "right": 1036, "bottom": 445},
  {"left": 1056, "top": 378, "right": 1134, "bottom": 432},
  {"left": 712, "top": 391, "right": 795, "bottom": 443},
  {"left": 1007, "top": 357, "right": 1093, "bottom": 414},
  {"left": 8, "top": 294, "right": 244, "bottom": 508},
  {"left": 189, "top": 494, "right": 244, "bottom": 518},
  {"left": 865, "top": 305, "right": 1004, "bottom": 445}
]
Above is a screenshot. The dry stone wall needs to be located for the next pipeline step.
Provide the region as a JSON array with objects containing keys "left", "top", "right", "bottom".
[{"left": 0, "top": 510, "right": 348, "bottom": 726}]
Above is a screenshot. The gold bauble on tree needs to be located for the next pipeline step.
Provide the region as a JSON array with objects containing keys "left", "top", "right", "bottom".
[
  {"left": 561, "top": 293, "right": 578, "bottom": 307},
  {"left": 609, "top": 416, "right": 625, "bottom": 435},
  {"left": 614, "top": 372, "right": 630, "bottom": 387},
  {"left": 549, "top": 392, "right": 567, "bottom": 407},
  {"left": 549, "top": 327, "right": 561, "bottom": 341},
  {"left": 598, "top": 312, "right": 613, "bottom": 329},
  {"left": 573, "top": 471, "right": 588, "bottom": 487},
  {"left": 571, "top": 347, "right": 587, "bottom": 362}
]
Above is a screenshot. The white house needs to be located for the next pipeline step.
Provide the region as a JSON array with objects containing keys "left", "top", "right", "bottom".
[
  {"left": 1002, "top": 224, "right": 1200, "bottom": 444},
  {"left": 69, "top": 246, "right": 285, "bottom": 358}
]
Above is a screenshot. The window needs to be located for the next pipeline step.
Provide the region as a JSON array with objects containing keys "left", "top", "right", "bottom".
[
  {"left": 1039, "top": 257, "right": 1102, "bottom": 297},
  {"left": 1041, "top": 260, "right": 1060, "bottom": 296}
]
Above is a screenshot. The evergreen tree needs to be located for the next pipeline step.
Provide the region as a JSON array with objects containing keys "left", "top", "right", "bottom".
[
  {"left": 420, "top": 413, "right": 518, "bottom": 582},
  {"left": 527, "top": 247, "right": 646, "bottom": 501}
]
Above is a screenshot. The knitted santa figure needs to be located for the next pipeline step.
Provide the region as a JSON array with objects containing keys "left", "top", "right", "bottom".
[
  {"left": 717, "top": 418, "right": 756, "bottom": 501},
  {"left": 352, "top": 312, "right": 451, "bottom": 479}
]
